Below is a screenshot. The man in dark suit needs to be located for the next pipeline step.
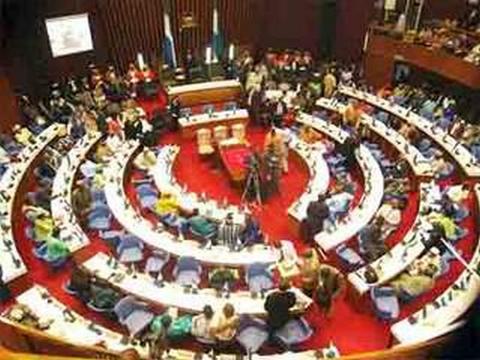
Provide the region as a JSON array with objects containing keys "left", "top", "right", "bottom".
[
  {"left": 264, "top": 279, "right": 296, "bottom": 334},
  {"left": 303, "top": 194, "right": 330, "bottom": 244}
]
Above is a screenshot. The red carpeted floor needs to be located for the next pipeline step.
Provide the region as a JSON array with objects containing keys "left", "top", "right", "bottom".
[
  {"left": 5, "top": 118, "right": 479, "bottom": 356},
  {"left": 154, "top": 126, "right": 393, "bottom": 354}
]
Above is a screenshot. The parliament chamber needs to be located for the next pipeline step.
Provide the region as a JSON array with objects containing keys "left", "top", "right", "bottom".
[{"left": 0, "top": 0, "right": 480, "bottom": 359}]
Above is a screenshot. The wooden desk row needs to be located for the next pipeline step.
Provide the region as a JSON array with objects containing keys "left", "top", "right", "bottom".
[
  {"left": 151, "top": 145, "right": 246, "bottom": 225},
  {"left": 104, "top": 140, "right": 279, "bottom": 267},
  {"left": 315, "top": 97, "right": 434, "bottom": 178},
  {"left": 296, "top": 113, "right": 385, "bottom": 253},
  {"left": 0, "top": 124, "right": 65, "bottom": 283},
  {"left": 51, "top": 132, "right": 102, "bottom": 253},
  {"left": 167, "top": 80, "right": 242, "bottom": 108},
  {"left": 338, "top": 86, "right": 480, "bottom": 178}
]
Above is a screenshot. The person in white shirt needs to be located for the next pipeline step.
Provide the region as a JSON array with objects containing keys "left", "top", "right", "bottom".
[{"left": 191, "top": 305, "right": 215, "bottom": 343}]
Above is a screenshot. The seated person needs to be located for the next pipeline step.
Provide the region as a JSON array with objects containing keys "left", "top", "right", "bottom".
[
  {"left": 390, "top": 263, "right": 438, "bottom": 301},
  {"left": 376, "top": 201, "right": 402, "bottom": 231},
  {"left": 89, "top": 283, "right": 121, "bottom": 310},
  {"left": 299, "top": 249, "right": 320, "bottom": 296},
  {"left": 146, "top": 314, "right": 172, "bottom": 360},
  {"left": 315, "top": 263, "right": 345, "bottom": 316},
  {"left": 72, "top": 182, "right": 92, "bottom": 222},
  {"left": 264, "top": 279, "right": 296, "bottom": 333},
  {"left": 6, "top": 304, "right": 50, "bottom": 330},
  {"left": 299, "top": 125, "right": 322, "bottom": 144},
  {"left": 210, "top": 303, "right": 240, "bottom": 343},
  {"left": 427, "top": 210, "right": 463, "bottom": 242},
  {"left": 359, "top": 217, "right": 387, "bottom": 262},
  {"left": 133, "top": 147, "right": 157, "bottom": 171},
  {"left": 217, "top": 213, "right": 242, "bottom": 251},
  {"left": 95, "top": 142, "right": 114, "bottom": 163},
  {"left": 209, "top": 267, "right": 237, "bottom": 292},
  {"left": 153, "top": 191, "right": 180, "bottom": 218},
  {"left": 32, "top": 211, "right": 55, "bottom": 242},
  {"left": 239, "top": 214, "right": 263, "bottom": 247},
  {"left": 37, "top": 230, "right": 70, "bottom": 263},
  {"left": 0, "top": 146, "right": 11, "bottom": 176},
  {"left": 69, "top": 264, "right": 92, "bottom": 302},
  {"left": 191, "top": 305, "right": 215, "bottom": 342},
  {"left": 187, "top": 209, "right": 218, "bottom": 246},
  {"left": 13, "top": 124, "right": 33, "bottom": 146}
]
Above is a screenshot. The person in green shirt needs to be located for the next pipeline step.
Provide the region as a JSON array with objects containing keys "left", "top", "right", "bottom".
[{"left": 187, "top": 209, "right": 217, "bottom": 247}]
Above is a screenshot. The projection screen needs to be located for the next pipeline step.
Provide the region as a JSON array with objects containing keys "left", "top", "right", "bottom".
[{"left": 45, "top": 13, "right": 94, "bottom": 57}]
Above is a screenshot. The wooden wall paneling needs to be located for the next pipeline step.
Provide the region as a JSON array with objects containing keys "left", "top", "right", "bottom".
[{"left": 334, "top": 0, "right": 376, "bottom": 62}]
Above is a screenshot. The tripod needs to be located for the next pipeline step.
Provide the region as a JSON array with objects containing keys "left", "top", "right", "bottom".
[{"left": 241, "top": 166, "right": 262, "bottom": 206}]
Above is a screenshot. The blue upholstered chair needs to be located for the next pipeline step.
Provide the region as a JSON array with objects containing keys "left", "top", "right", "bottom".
[
  {"left": 335, "top": 244, "right": 365, "bottom": 270},
  {"left": 145, "top": 250, "right": 170, "bottom": 274},
  {"left": 113, "top": 296, "right": 155, "bottom": 337},
  {"left": 246, "top": 263, "right": 274, "bottom": 294},
  {"left": 173, "top": 256, "right": 202, "bottom": 287},
  {"left": 273, "top": 317, "right": 313, "bottom": 349},
  {"left": 116, "top": 234, "right": 144, "bottom": 263},
  {"left": 370, "top": 286, "right": 399, "bottom": 320},
  {"left": 87, "top": 205, "right": 112, "bottom": 231},
  {"left": 236, "top": 316, "right": 269, "bottom": 354},
  {"left": 100, "top": 230, "right": 125, "bottom": 249},
  {"left": 136, "top": 183, "right": 158, "bottom": 210}
]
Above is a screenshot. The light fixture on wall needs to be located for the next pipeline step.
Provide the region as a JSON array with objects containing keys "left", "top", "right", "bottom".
[{"left": 180, "top": 12, "right": 199, "bottom": 30}]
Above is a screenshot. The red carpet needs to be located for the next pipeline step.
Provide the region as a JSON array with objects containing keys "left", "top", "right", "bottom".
[{"left": 4, "top": 119, "right": 478, "bottom": 356}]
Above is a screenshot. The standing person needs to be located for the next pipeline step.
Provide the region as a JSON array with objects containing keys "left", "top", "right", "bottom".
[
  {"left": 323, "top": 69, "right": 337, "bottom": 98},
  {"left": 263, "top": 143, "right": 282, "bottom": 198},
  {"left": 264, "top": 279, "right": 296, "bottom": 334},
  {"left": 303, "top": 194, "right": 330, "bottom": 244},
  {"left": 315, "top": 263, "right": 345, "bottom": 317},
  {"left": 264, "top": 128, "right": 288, "bottom": 173}
]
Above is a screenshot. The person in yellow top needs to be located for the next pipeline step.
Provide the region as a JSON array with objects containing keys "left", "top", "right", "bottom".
[
  {"left": 323, "top": 70, "right": 337, "bottom": 98},
  {"left": 34, "top": 214, "right": 55, "bottom": 243},
  {"left": 427, "top": 211, "right": 458, "bottom": 240},
  {"left": 299, "top": 125, "right": 323, "bottom": 144},
  {"left": 343, "top": 100, "right": 361, "bottom": 130},
  {"left": 264, "top": 128, "right": 288, "bottom": 173},
  {"left": 154, "top": 192, "right": 180, "bottom": 218},
  {"left": 13, "top": 125, "right": 33, "bottom": 146},
  {"left": 210, "top": 303, "right": 240, "bottom": 342}
]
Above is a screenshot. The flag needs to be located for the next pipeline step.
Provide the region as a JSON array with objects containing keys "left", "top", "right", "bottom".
[
  {"left": 163, "top": 0, "right": 177, "bottom": 68},
  {"left": 212, "top": 0, "right": 224, "bottom": 62}
]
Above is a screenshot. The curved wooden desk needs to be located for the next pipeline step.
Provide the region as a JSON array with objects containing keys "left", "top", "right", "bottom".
[
  {"left": 104, "top": 140, "right": 279, "bottom": 266},
  {"left": 83, "top": 252, "right": 312, "bottom": 317},
  {"left": 0, "top": 124, "right": 64, "bottom": 283},
  {"left": 296, "top": 113, "right": 385, "bottom": 252},
  {"left": 51, "top": 133, "right": 102, "bottom": 253},
  {"left": 338, "top": 86, "right": 480, "bottom": 178},
  {"left": 316, "top": 97, "right": 434, "bottom": 178},
  {"left": 390, "top": 185, "right": 480, "bottom": 345},
  {"left": 151, "top": 145, "right": 246, "bottom": 225}
]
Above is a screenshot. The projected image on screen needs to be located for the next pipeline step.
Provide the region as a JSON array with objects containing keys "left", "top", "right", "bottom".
[{"left": 45, "top": 13, "right": 94, "bottom": 57}]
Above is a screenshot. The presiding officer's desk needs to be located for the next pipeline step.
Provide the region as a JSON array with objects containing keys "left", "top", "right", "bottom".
[
  {"left": 104, "top": 140, "right": 279, "bottom": 266},
  {"left": 338, "top": 85, "right": 480, "bottom": 178},
  {"left": 151, "top": 145, "right": 246, "bottom": 225},
  {"left": 316, "top": 97, "right": 434, "bottom": 178},
  {"left": 51, "top": 132, "right": 102, "bottom": 253},
  {"left": 0, "top": 124, "right": 65, "bottom": 283},
  {"left": 84, "top": 252, "right": 312, "bottom": 316},
  {"left": 167, "top": 80, "right": 242, "bottom": 107},
  {"left": 178, "top": 108, "right": 249, "bottom": 138},
  {"left": 348, "top": 182, "right": 439, "bottom": 295},
  {"left": 390, "top": 184, "right": 480, "bottom": 345},
  {"left": 296, "top": 113, "right": 385, "bottom": 253}
]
